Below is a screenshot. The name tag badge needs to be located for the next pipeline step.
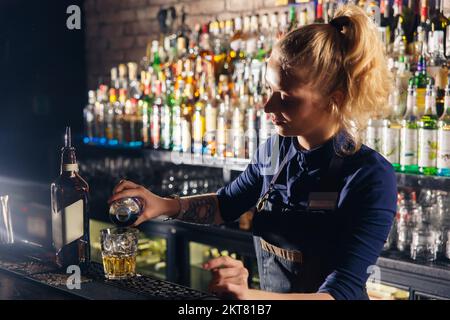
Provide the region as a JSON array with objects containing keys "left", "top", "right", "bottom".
[{"left": 308, "top": 192, "right": 338, "bottom": 211}]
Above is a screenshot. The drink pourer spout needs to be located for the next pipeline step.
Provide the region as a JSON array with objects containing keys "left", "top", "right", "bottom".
[{"left": 65, "top": 126, "right": 72, "bottom": 147}]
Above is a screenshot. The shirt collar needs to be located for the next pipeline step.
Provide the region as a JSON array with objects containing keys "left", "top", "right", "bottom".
[{"left": 291, "top": 130, "right": 346, "bottom": 170}]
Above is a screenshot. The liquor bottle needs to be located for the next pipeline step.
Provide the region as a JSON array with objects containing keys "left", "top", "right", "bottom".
[
  {"left": 118, "top": 63, "right": 128, "bottom": 91},
  {"left": 400, "top": 84, "right": 419, "bottom": 173},
  {"left": 392, "top": 0, "right": 404, "bottom": 38},
  {"left": 211, "top": 20, "right": 226, "bottom": 80},
  {"left": 382, "top": 98, "right": 401, "bottom": 170},
  {"left": 83, "top": 90, "right": 96, "bottom": 143},
  {"left": 258, "top": 13, "right": 270, "bottom": 58},
  {"left": 217, "top": 95, "right": 233, "bottom": 158},
  {"left": 323, "top": 0, "right": 330, "bottom": 24},
  {"left": 151, "top": 80, "right": 162, "bottom": 149},
  {"left": 110, "top": 67, "right": 119, "bottom": 90},
  {"left": 229, "top": 16, "right": 243, "bottom": 64},
  {"left": 172, "top": 80, "right": 185, "bottom": 152},
  {"left": 176, "top": 30, "right": 188, "bottom": 61},
  {"left": 109, "top": 197, "right": 143, "bottom": 227},
  {"left": 437, "top": 85, "right": 450, "bottom": 176},
  {"left": 138, "top": 73, "right": 152, "bottom": 147},
  {"left": 181, "top": 80, "right": 194, "bottom": 153},
  {"left": 204, "top": 85, "right": 218, "bottom": 156},
  {"left": 431, "top": 0, "right": 449, "bottom": 31},
  {"left": 298, "top": 6, "right": 308, "bottom": 27},
  {"left": 428, "top": 30, "right": 448, "bottom": 117},
  {"left": 396, "top": 56, "right": 412, "bottom": 116},
  {"left": 141, "top": 43, "right": 151, "bottom": 73},
  {"left": 403, "top": 0, "right": 419, "bottom": 45},
  {"left": 241, "top": 15, "right": 251, "bottom": 59},
  {"left": 216, "top": 96, "right": 228, "bottom": 158},
  {"left": 326, "top": 0, "right": 337, "bottom": 23},
  {"left": 365, "top": 0, "right": 381, "bottom": 26},
  {"left": 127, "top": 62, "right": 141, "bottom": 99},
  {"left": 222, "top": 19, "right": 234, "bottom": 75},
  {"left": 246, "top": 94, "right": 258, "bottom": 160},
  {"left": 379, "top": 0, "right": 392, "bottom": 50},
  {"left": 366, "top": 117, "right": 384, "bottom": 153},
  {"left": 104, "top": 88, "right": 116, "bottom": 143},
  {"left": 124, "top": 96, "right": 141, "bottom": 146},
  {"left": 279, "top": 10, "right": 289, "bottom": 35},
  {"left": 418, "top": 84, "right": 438, "bottom": 175},
  {"left": 51, "top": 127, "right": 90, "bottom": 269},
  {"left": 188, "top": 23, "right": 201, "bottom": 61},
  {"left": 419, "top": 0, "right": 432, "bottom": 40},
  {"left": 246, "top": 15, "right": 259, "bottom": 59},
  {"left": 232, "top": 93, "right": 246, "bottom": 159},
  {"left": 430, "top": 0, "right": 449, "bottom": 55},
  {"left": 192, "top": 81, "right": 206, "bottom": 156},
  {"left": 380, "top": 0, "right": 392, "bottom": 31},
  {"left": 176, "top": 6, "right": 191, "bottom": 58},
  {"left": 94, "top": 85, "right": 107, "bottom": 142},
  {"left": 396, "top": 191, "right": 417, "bottom": 253},
  {"left": 288, "top": 6, "right": 298, "bottom": 32},
  {"left": 269, "top": 12, "right": 280, "bottom": 49},
  {"left": 409, "top": 53, "right": 433, "bottom": 116},
  {"left": 420, "top": 5, "right": 436, "bottom": 57},
  {"left": 447, "top": 25, "right": 450, "bottom": 58},
  {"left": 156, "top": 39, "right": 165, "bottom": 67},
  {"left": 198, "top": 23, "right": 214, "bottom": 76},
  {"left": 315, "top": 0, "right": 325, "bottom": 24},
  {"left": 163, "top": 79, "right": 175, "bottom": 150},
  {"left": 150, "top": 40, "right": 161, "bottom": 73},
  {"left": 114, "top": 89, "right": 126, "bottom": 145},
  {"left": 393, "top": 14, "right": 407, "bottom": 58}
]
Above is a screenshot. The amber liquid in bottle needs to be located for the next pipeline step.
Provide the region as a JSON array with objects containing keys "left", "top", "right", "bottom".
[{"left": 51, "top": 127, "right": 90, "bottom": 269}]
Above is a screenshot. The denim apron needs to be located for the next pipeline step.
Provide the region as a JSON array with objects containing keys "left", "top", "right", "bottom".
[{"left": 252, "top": 152, "right": 369, "bottom": 299}]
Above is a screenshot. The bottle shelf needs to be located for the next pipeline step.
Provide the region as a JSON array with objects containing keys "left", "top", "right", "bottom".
[
  {"left": 151, "top": 151, "right": 450, "bottom": 190},
  {"left": 83, "top": 138, "right": 143, "bottom": 149},
  {"left": 378, "top": 250, "right": 450, "bottom": 299},
  {"left": 396, "top": 172, "right": 450, "bottom": 190},
  {"left": 144, "top": 150, "right": 251, "bottom": 171},
  {"left": 81, "top": 140, "right": 450, "bottom": 190}
]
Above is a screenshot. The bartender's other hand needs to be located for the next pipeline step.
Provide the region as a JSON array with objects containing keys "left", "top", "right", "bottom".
[
  {"left": 204, "top": 256, "right": 249, "bottom": 300},
  {"left": 108, "top": 179, "right": 173, "bottom": 226}
]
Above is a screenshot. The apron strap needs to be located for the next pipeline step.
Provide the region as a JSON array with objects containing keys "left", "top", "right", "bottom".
[{"left": 268, "top": 153, "right": 293, "bottom": 186}]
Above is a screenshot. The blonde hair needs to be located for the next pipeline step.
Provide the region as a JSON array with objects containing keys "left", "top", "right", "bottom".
[{"left": 275, "top": 4, "right": 392, "bottom": 155}]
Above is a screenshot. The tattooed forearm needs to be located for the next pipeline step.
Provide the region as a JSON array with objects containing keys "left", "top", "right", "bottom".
[{"left": 177, "top": 194, "right": 221, "bottom": 225}]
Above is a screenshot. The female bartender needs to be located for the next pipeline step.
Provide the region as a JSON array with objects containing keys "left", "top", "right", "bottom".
[{"left": 109, "top": 4, "right": 397, "bottom": 300}]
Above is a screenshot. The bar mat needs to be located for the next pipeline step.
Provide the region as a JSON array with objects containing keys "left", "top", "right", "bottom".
[{"left": 85, "top": 262, "right": 216, "bottom": 300}]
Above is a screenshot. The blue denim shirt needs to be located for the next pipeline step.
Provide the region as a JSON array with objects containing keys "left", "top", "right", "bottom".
[{"left": 216, "top": 132, "right": 397, "bottom": 300}]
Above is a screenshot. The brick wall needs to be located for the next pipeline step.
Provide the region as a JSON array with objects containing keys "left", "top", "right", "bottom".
[
  {"left": 84, "top": 0, "right": 450, "bottom": 89},
  {"left": 83, "top": 0, "right": 282, "bottom": 89}
]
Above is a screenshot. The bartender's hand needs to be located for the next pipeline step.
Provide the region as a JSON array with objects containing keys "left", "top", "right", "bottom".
[
  {"left": 108, "top": 180, "right": 179, "bottom": 226},
  {"left": 204, "top": 256, "right": 249, "bottom": 300}
]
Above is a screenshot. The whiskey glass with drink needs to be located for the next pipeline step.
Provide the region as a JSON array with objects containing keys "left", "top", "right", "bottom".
[{"left": 101, "top": 227, "right": 139, "bottom": 279}]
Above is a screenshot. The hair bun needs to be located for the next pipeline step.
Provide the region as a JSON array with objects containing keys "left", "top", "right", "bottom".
[{"left": 329, "top": 16, "right": 352, "bottom": 33}]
